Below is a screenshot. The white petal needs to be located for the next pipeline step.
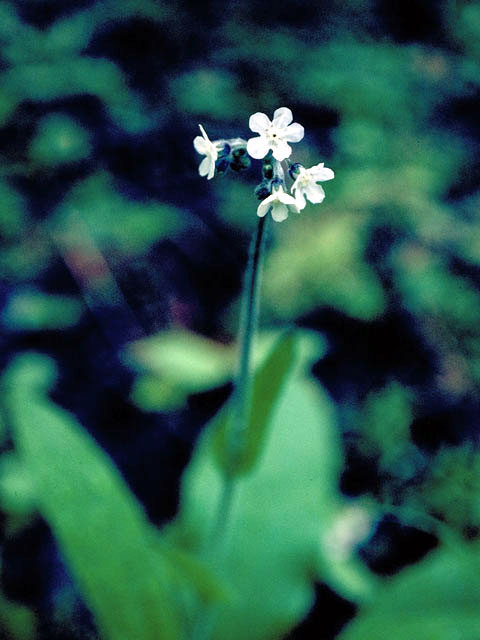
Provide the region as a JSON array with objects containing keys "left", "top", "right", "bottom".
[
  {"left": 272, "top": 107, "right": 293, "bottom": 127},
  {"left": 207, "top": 159, "right": 216, "bottom": 180},
  {"left": 295, "top": 191, "right": 307, "bottom": 210},
  {"left": 247, "top": 136, "right": 270, "bottom": 159},
  {"left": 283, "top": 122, "right": 304, "bottom": 143},
  {"left": 278, "top": 191, "right": 299, "bottom": 206},
  {"left": 257, "top": 196, "right": 274, "bottom": 217},
  {"left": 271, "top": 139, "right": 291, "bottom": 161},
  {"left": 199, "top": 156, "right": 212, "bottom": 177},
  {"left": 198, "top": 124, "right": 209, "bottom": 139},
  {"left": 306, "top": 183, "right": 325, "bottom": 203},
  {"left": 249, "top": 112, "right": 271, "bottom": 134},
  {"left": 193, "top": 135, "right": 208, "bottom": 154},
  {"left": 311, "top": 165, "right": 334, "bottom": 181},
  {"left": 271, "top": 202, "right": 288, "bottom": 222}
]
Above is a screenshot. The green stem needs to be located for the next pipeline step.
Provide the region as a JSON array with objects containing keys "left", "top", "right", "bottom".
[
  {"left": 230, "top": 214, "right": 268, "bottom": 459},
  {"left": 211, "top": 213, "right": 268, "bottom": 543},
  {"left": 192, "top": 213, "right": 268, "bottom": 640}
]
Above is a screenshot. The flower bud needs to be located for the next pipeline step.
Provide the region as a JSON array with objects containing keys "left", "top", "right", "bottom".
[
  {"left": 289, "top": 162, "right": 304, "bottom": 179},
  {"left": 270, "top": 177, "right": 284, "bottom": 189},
  {"left": 215, "top": 156, "right": 230, "bottom": 175},
  {"left": 254, "top": 181, "right": 272, "bottom": 200},
  {"left": 262, "top": 160, "right": 274, "bottom": 180}
]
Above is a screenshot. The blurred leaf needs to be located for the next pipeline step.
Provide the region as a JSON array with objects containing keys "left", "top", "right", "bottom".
[
  {"left": 126, "top": 329, "right": 314, "bottom": 412},
  {"left": 2, "top": 57, "right": 151, "bottom": 133},
  {"left": 130, "top": 375, "right": 191, "bottom": 412},
  {"left": 263, "top": 213, "right": 386, "bottom": 321},
  {"left": 360, "top": 383, "right": 414, "bottom": 470},
  {"left": 29, "top": 113, "right": 92, "bottom": 167},
  {"left": 2, "top": 288, "right": 83, "bottom": 331},
  {"left": 125, "top": 329, "right": 235, "bottom": 386},
  {"left": 214, "top": 331, "right": 297, "bottom": 476},
  {"left": 125, "top": 329, "right": 235, "bottom": 411},
  {"left": 0, "top": 180, "right": 27, "bottom": 240},
  {"left": 0, "top": 453, "right": 36, "bottom": 515},
  {"left": 3, "top": 353, "right": 181, "bottom": 640},
  {"left": 157, "top": 540, "right": 230, "bottom": 605},
  {"left": 52, "top": 172, "right": 185, "bottom": 254},
  {"left": 172, "top": 69, "right": 249, "bottom": 120},
  {"left": 165, "top": 331, "right": 355, "bottom": 639},
  {"left": 339, "top": 545, "right": 480, "bottom": 640},
  {"left": 296, "top": 43, "right": 443, "bottom": 126},
  {"left": 455, "top": 3, "right": 480, "bottom": 60},
  {"left": 0, "top": 589, "right": 36, "bottom": 640},
  {"left": 415, "top": 445, "right": 480, "bottom": 534},
  {"left": 392, "top": 246, "right": 480, "bottom": 328}
]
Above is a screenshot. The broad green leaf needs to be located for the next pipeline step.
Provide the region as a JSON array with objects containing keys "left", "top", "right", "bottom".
[
  {"left": 3, "top": 353, "right": 180, "bottom": 640},
  {"left": 339, "top": 545, "right": 480, "bottom": 640},
  {"left": 165, "top": 331, "right": 348, "bottom": 639},
  {"left": 214, "top": 331, "right": 297, "bottom": 476},
  {"left": 157, "top": 540, "right": 230, "bottom": 605}
]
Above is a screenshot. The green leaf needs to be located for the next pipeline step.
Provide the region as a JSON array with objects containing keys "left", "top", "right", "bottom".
[
  {"left": 0, "top": 453, "right": 36, "bottom": 515},
  {"left": 2, "top": 57, "right": 152, "bottom": 134},
  {"left": 214, "top": 331, "right": 297, "bottom": 476},
  {"left": 339, "top": 545, "right": 480, "bottom": 640},
  {"left": 28, "top": 113, "right": 92, "bottom": 167},
  {"left": 3, "top": 353, "right": 180, "bottom": 640},
  {"left": 52, "top": 172, "right": 185, "bottom": 255},
  {"left": 0, "top": 590, "right": 36, "bottom": 640},
  {"left": 2, "top": 288, "right": 83, "bottom": 331},
  {"left": 165, "top": 331, "right": 347, "bottom": 639},
  {"left": 263, "top": 214, "right": 386, "bottom": 322},
  {"left": 124, "top": 329, "right": 304, "bottom": 413},
  {"left": 124, "top": 329, "right": 235, "bottom": 390}
]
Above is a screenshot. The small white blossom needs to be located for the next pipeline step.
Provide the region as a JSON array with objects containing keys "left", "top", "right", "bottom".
[
  {"left": 291, "top": 163, "right": 334, "bottom": 210},
  {"left": 257, "top": 185, "right": 299, "bottom": 223},
  {"left": 247, "top": 107, "right": 304, "bottom": 162},
  {"left": 193, "top": 124, "right": 220, "bottom": 180}
]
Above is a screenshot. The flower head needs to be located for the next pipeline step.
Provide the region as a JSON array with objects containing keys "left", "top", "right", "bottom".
[
  {"left": 247, "top": 107, "right": 304, "bottom": 162},
  {"left": 291, "top": 163, "right": 334, "bottom": 210},
  {"left": 257, "top": 184, "right": 299, "bottom": 223},
  {"left": 193, "top": 124, "right": 220, "bottom": 180}
]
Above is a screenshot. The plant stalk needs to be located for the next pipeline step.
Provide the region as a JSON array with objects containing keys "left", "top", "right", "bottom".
[{"left": 192, "top": 213, "right": 268, "bottom": 640}]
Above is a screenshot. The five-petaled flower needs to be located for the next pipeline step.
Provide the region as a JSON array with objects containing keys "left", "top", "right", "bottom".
[
  {"left": 247, "top": 107, "right": 304, "bottom": 162},
  {"left": 291, "top": 163, "right": 335, "bottom": 210},
  {"left": 257, "top": 184, "right": 300, "bottom": 223},
  {"left": 193, "top": 124, "right": 220, "bottom": 180}
]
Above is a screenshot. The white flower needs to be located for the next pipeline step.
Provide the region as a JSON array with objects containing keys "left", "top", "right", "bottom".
[
  {"left": 257, "top": 185, "right": 300, "bottom": 223},
  {"left": 291, "top": 163, "right": 334, "bottom": 210},
  {"left": 193, "top": 124, "right": 220, "bottom": 180},
  {"left": 247, "top": 107, "right": 304, "bottom": 162}
]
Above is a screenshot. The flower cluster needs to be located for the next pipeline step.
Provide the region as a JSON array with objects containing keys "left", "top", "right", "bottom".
[{"left": 193, "top": 107, "right": 334, "bottom": 222}]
